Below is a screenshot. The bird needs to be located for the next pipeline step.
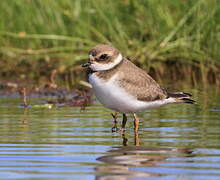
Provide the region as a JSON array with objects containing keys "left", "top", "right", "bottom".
[{"left": 82, "top": 44, "right": 195, "bottom": 132}]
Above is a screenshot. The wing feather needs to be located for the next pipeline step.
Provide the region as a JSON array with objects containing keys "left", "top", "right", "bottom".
[{"left": 117, "top": 59, "right": 167, "bottom": 101}]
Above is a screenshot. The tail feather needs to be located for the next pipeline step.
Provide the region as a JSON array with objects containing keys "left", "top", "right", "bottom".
[
  {"left": 168, "top": 91, "right": 195, "bottom": 104},
  {"left": 179, "top": 97, "right": 195, "bottom": 104},
  {"left": 167, "top": 91, "right": 192, "bottom": 98}
]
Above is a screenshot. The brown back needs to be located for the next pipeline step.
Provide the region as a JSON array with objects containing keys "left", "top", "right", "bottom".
[{"left": 95, "top": 59, "right": 168, "bottom": 102}]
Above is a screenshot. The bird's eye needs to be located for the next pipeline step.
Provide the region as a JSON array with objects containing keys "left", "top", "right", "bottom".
[{"left": 99, "top": 54, "right": 108, "bottom": 60}]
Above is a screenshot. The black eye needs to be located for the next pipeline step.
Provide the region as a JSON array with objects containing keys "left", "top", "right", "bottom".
[{"left": 99, "top": 54, "right": 108, "bottom": 60}]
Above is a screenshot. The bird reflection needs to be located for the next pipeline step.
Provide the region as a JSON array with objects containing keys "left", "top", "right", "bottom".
[{"left": 95, "top": 130, "right": 193, "bottom": 180}]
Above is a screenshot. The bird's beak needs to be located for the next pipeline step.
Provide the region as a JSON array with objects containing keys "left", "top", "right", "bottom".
[
  {"left": 81, "top": 61, "right": 91, "bottom": 67},
  {"left": 81, "top": 54, "right": 95, "bottom": 67}
]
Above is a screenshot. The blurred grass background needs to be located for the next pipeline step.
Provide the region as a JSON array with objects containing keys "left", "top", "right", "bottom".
[{"left": 0, "top": 0, "right": 219, "bottom": 88}]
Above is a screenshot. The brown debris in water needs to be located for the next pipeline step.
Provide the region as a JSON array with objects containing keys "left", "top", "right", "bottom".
[
  {"left": 19, "top": 87, "right": 28, "bottom": 107},
  {"left": 0, "top": 80, "right": 92, "bottom": 108}
]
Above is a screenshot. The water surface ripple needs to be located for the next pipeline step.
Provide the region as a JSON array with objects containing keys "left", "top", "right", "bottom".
[{"left": 0, "top": 90, "right": 219, "bottom": 179}]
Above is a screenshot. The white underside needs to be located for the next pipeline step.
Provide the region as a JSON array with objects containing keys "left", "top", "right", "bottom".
[{"left": 89, "top": 73, "right": 176, "bottom": 113}]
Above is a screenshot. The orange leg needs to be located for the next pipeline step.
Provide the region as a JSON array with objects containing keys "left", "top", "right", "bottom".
[
  {"left": 133, "top": 113, "right": 139, "bottom": 133},
  {"left": 134, "top": 129, "right": 140, "bottom": 146}
]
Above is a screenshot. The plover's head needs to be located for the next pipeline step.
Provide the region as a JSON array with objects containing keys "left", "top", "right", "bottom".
[{"left": 82, "top": 44, "right": 123, "bottom": 71}]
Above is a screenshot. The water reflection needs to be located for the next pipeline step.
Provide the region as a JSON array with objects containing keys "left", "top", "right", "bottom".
[
  {"left": 0, "top": 89, "right": 220, "bottom": 179},
  {"left": 96, "top": 131, "right": 193, "bottom": 179}
]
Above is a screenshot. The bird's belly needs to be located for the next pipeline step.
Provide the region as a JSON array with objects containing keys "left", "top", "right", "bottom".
[
  {"left": 88, "top": 73, "right": 174, "bottom": 113},
  {"left": 89, "top": 74, "right": 130, "bottom": 112},
  {"left": 89, "top": 73, "right": 143, "bottom": 113}
]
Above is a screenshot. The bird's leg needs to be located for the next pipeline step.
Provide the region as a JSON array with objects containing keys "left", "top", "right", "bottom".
[
  {"left": 122, "top": 132, "right": 128, "bottom": 146},
  {"left": 111, "top": 112, "right": 118, "bottom": 132},
  {"left": 134, "top": 128, "right": 140, "bottom": 146},
  {"left": 121, "top": 113, "right": 127, "bottom": 131},
  {"left": 133, "top": 113, "right": 139, "bottom": 133}
]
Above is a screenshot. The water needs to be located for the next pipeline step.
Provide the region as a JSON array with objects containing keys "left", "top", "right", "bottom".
[{"left": 0, "top": 88, "right": 220, "bottom": 179}]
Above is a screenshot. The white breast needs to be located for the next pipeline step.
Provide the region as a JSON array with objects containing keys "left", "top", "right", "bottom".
[{"left": 88, "top": 73, "right": 175, "bottom": 113}]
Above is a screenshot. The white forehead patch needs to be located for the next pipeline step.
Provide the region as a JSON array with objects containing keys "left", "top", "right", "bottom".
[{"left": 90, "top": 53, "right": 123, "bottom": 71}]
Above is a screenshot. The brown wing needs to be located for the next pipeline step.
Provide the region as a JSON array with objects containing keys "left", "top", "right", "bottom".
[{"left": 117, "top": 59, "right": 167, "bottom": 101}]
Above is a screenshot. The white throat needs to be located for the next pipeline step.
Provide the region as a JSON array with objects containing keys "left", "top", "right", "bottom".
[{"left": 90, "top": 53, "right": 123, "bottom": 71}]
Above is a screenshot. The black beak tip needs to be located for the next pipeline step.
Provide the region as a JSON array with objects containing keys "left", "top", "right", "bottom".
[{"left": 81, "top": 62, "right": 90, "bottom": 67}]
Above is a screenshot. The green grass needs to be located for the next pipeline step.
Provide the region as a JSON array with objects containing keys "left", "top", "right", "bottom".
[{"left": 0, "top": 0, "right": 219, "bottom": 86}]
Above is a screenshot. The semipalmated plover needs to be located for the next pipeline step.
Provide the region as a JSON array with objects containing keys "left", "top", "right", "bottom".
[{"left": 82, "top": 44, "right": 195, "bottom": 132}]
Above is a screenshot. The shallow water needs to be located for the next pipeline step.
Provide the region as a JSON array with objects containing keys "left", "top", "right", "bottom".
[{"left": 0, "top": 88, "right": 220, "bottom": 179}]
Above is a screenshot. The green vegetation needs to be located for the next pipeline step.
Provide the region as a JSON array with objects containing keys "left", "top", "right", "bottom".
[{"left": 0, "top": 0, "right": 219, "bottom": 87}]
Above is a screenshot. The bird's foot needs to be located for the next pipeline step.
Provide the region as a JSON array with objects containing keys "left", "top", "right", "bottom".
[
  {"left": 111, "top": 127, "right": 126, "bottom": 133},
  {"left": 111, "top": 127, "right": 119, "bottom": 132}
]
